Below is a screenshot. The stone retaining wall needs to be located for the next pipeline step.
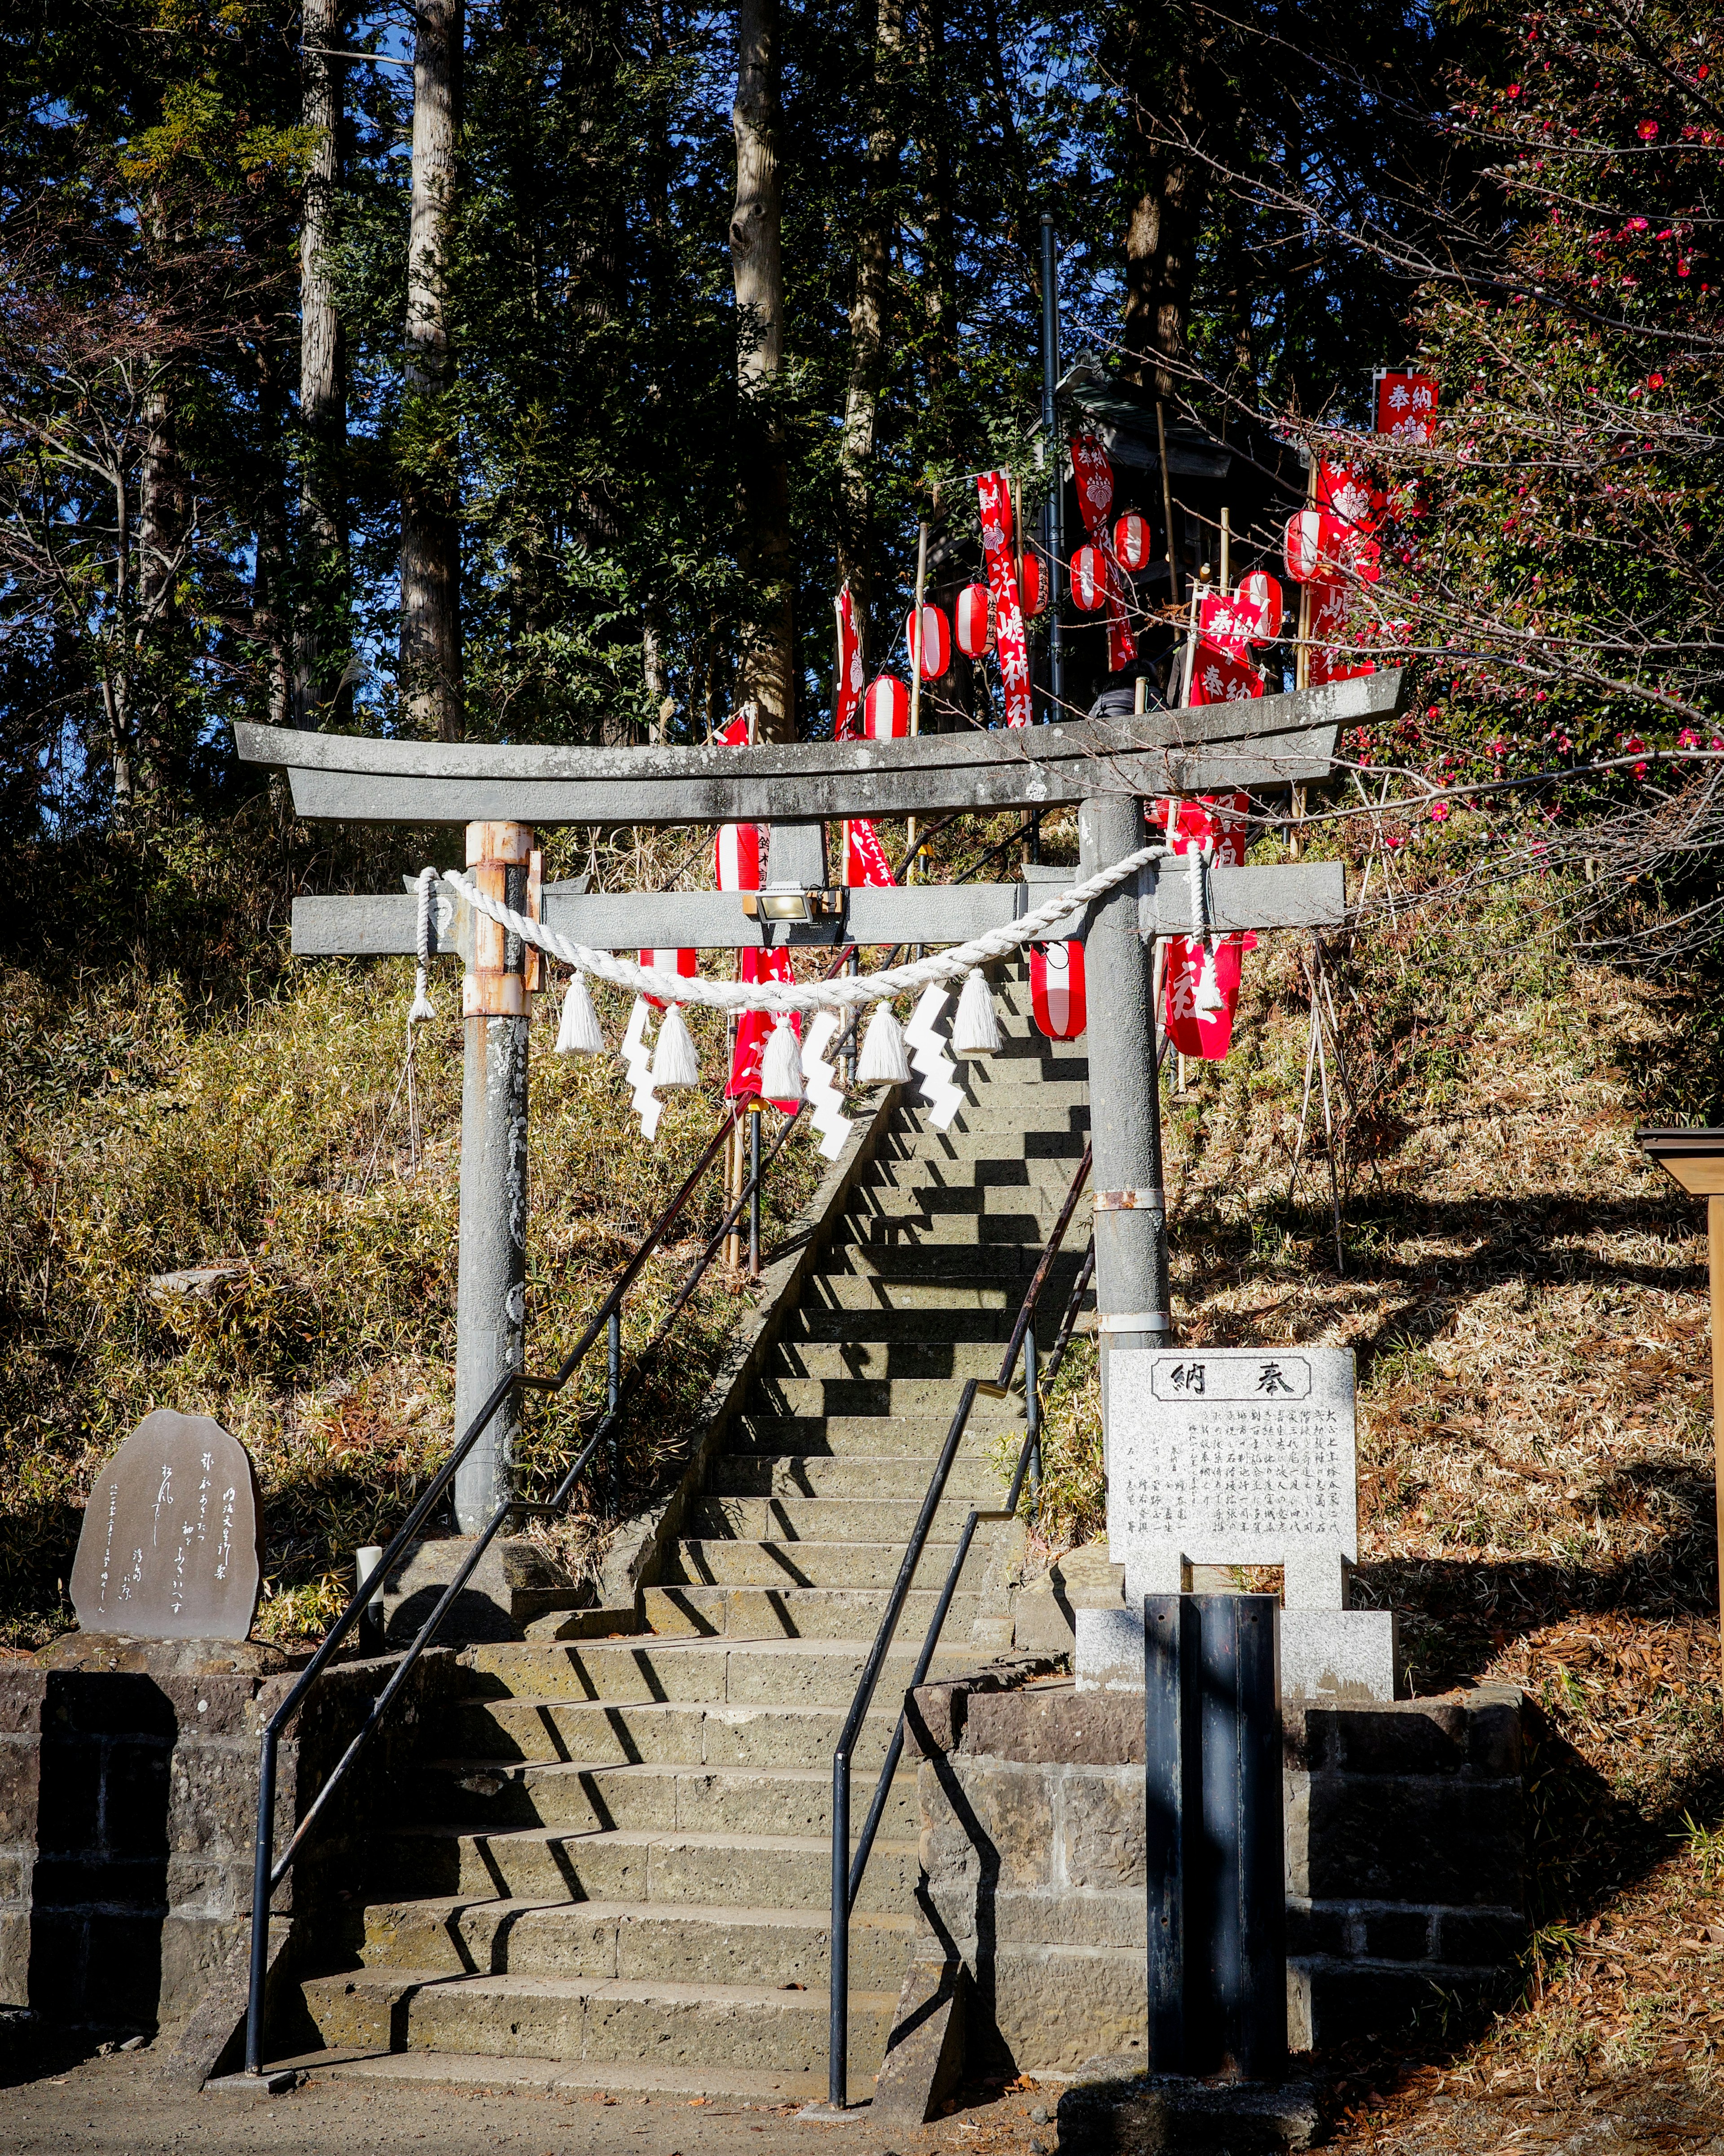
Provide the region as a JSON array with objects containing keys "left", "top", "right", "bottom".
[
  {"left": 903, "top": 1673, "right": 1527, "bottom": 2077},
  {"left": 0, "top": 1638, "right": 456, "bottom": 2036}
]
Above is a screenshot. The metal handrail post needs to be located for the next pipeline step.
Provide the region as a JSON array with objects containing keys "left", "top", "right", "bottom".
[
  {"left": 607, "top": 1309, "right": 622, "bottom": 1509},
  {"left": 828, "top": 1751, "right": 852, "bottom": 2109},
  {"left": 243, "top": 1729, "right": 279, "bottom": 2074},
  {"left": 748, "top": 1109, "right": 762, "bottom": 1278},
  {"left": 1025, "top": 1324, "right": 1041, "bottom": 1513}
]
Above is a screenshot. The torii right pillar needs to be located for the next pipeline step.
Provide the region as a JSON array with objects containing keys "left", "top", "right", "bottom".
[{"left": 1081, "top": 791, "right": 1174, "bottom": 1435}]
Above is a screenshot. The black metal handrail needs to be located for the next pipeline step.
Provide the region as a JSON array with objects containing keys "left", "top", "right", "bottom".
[
  {"left": 240, "top": 1078, "right": 822, "bottom": 2074},
  {"left": 826, "top": 1144, "right": 1094, "bottom": 2110}
]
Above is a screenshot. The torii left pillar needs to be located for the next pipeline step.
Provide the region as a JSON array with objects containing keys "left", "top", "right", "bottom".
[{"left": 455, "top": 820, "right": 533, "bottom": 1532}]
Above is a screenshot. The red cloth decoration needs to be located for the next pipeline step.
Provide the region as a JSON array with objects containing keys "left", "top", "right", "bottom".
[
  {"left": 640, "top": 946, "right": 697, "bottom": 1012},
  {"left": 1236, "top": 570, "right": 1282, "bottom": 642},
  {"left": 728, "top": 946, "right": 800, "bottom": 1106},
  {"left": 1113, "top": 510, "right": 1152, "bottom": 571},
  {"left": 833, "top": 583, "right": 865, "bottom": 739},
  {"left": 1375, "top": 371, "right": 1438, "bottom": 444},
  {"left": 906, "top": 604, "right": 951, "bottom": 681},
  {"left": 1070, "top": 544, "right": 1107, "bottom": 612},
  {"left": 863, "top": 675, "right": 910, "bottom": 739},
  {"left": 1029, "top": 942, "right": 1086, "bottom": 1040},
  {"left": 1191, "top": 649, "right": 1266, "bottom": 706},
  {"left": 954, "top": 583, "right": 992, "bottom": 658},
  {"left": 1307, "top": 576, "right": 1374, "bottom": 686},
  {"left": 714, "top": 822, "right": 761, "bottom": 891},
  {"left": 1068, "top": 434, "right": 1137, "bottom": 673},
  {"left": 1159, "top": 796, "right": 1255, "bottom": 1060},
  {"left": 976, "top": 470, "right": 1033, "bottom": 728},
  {"left": 845, "top": 817, "right": 896, "bottom": 887}
]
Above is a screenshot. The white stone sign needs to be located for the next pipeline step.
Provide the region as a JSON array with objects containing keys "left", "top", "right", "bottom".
[
  {"left": 1108, "top": 1347, "right": 1357, "bottom": 1609},
  {"left": 1079, "top": 1346, "right": 1398, "bottom": 1700}
]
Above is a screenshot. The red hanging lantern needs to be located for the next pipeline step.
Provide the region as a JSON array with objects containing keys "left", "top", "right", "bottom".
[
  {"left": 1029, "top": 942, "right": 1086, "bottom": 1041},
  {"left": 863, "top": 674, "right": 910, "bottom": 739},
  {"left": 1236, "top": 570, "right": 1283, "bottom": 641},
  {"left": 954, "top": 583, "right": 992, "bottom": 658},
  {"left": 640, "top": 946, "right": 697, "bottom": 1012},
  {"left": 1018, "top": 551, "right": 1043, "bottom": 616},
  {"left": 1283, "top": 510, "right": 1323, "bottom": 583},
  {"left": 1113, "top": 510, "right": 1152, "bottom": 572},
  {"left": 905, "top": 603, "right": 951, "bottom": 681},
  {"left": 714, "top": 823, "right": 761, "bottom": 892},
  {"left": 1069, "top": 545, "right": 1107, "bottom": 613}
]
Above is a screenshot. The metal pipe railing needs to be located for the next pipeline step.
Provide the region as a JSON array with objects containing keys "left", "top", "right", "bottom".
[
  {"left": 826, "top": 1145, "right": 1093, "bottom": 2110},
  {"left": 242, "top": 1090, "right": 799, "bottom": 2077}
]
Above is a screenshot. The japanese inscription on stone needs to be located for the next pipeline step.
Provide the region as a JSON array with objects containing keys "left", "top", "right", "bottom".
[
  {"left": 1107, "top": 1347, "right": 1357, "bottom": 1609},
  {"left": 69, "top": 1411, "right": 263, "bottom": 1641}
]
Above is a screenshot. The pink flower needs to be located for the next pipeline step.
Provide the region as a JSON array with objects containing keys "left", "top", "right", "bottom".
[
  {"left": 1507, "top": 83, "right": 1521, "bottom": 97},
  {"left": 1679, "top": 728, "right": 1701, "bottom": 748},
  {"left": 1638, "top": 120, "right": 1659, "bottom": 140},
  {"left": 1430, "top": 801, "right": 1451, "bottom": 822},
  {"left": 1627, "top": 216, "right": 1649, "bottom": 231}
]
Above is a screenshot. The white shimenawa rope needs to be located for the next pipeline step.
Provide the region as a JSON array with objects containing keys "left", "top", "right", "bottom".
[{"left": 436, "top": 842, "right": 1173, "bottom": 1016}]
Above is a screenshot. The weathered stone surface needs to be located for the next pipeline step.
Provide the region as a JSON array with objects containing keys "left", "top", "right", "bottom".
[
  {"left": 383, "top": 1536, "right": 575, "bottom": 1647},
  {"left": 873, "top": 1960, "right": 967, "bottom": 2124},
  {"left": 69, "top": 1412, "right": 262, "bottom": 1643},
  {"left": 1060, "top": 1770, "right": 1147, "bottom": 1891},
  {"left": 158, "top": 1917, "right": 295, "bottom": 2088},
  {"left": 1316, "top": 1700, "right": 1466, "bottom": 1775},
  {"left": 963, "top": 1682, "right": 1146, "bottom": 1766},
  {"left": 987, "top": 1951, "right": 1148, "bottom": 2075},
  {"left": 1296, "top": 1776, "right": 1524, "bottom": 1905},
  {"left": 1280, "top": 1610, "right": 1398, "bottom": 1704},
  {"left": 36, "top": 1635, "right": 287, "bottom": 1679},
  {"left": 1055, "top": 2060, "right": 1319, "bottom": 2155}
]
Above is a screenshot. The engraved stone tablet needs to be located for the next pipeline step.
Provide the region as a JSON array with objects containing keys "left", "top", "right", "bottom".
[
  {"left": 70, "top": 1411, "right": 263, "bottom": 1641},
  {"left": 1107, "top": 1347, "right": 1357, "bottom": 1610}
]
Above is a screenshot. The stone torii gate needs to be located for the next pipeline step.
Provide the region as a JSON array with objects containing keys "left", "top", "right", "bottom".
[{"left": 235, "top": 670, "right": 1401, "bottom": 1532}]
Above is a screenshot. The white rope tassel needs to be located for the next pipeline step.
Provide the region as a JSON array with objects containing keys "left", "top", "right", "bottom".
[
  {"left": 650, "top": 1003, "right": 701, "bottom": 1087},
  {"left": 951, "top": 968, "right": 1002, "bottom": 1057},
  {"left": 800, "top": 1011, "right": 854, "bottom": 1161},
  {"left": 555, "top": 970, "right": 605, "bottom": 1056},
  {"left": 407, "top": 865, "right": 437, "bottom": 1025},
  {"left": 905, "top": 984, "right": 965, "bottom": 1130},
  {"left": 620, "top": 997, "right": 663, "bottom": 1140},
  {"left": 856, "top": 1001, "right": 912, "bottom": 1087},
  {"left": 436, "top": 841, "right": 1170, "bottom": 1018},
  {"left": 759, "top": 1014, "right": 805, "bottom": 1103}
]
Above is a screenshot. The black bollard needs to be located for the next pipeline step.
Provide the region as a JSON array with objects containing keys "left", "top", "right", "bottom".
[{"left": 1143, "top": 1592, "right": 1286, "bottom": 2083}]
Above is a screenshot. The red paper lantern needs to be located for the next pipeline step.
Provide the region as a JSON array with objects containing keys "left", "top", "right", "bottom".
[
  {"left": 1069, "top": 545, "right": 1107, "bottom": 613},
  {"left": 954, "top": 583, "right": 992, "bottom": 658},
  {"left": 640, "top": 946, "right": 697, "bottom": 1012},
  {"left": 1113, "top": 510, "right": 1152, "bottom": 572},
  {"left": 1029, "top": 942, "right": 1086, "bottom": 1041},
  {"left": 1283, "top": 510, "right": 1323, "bottom": 584},
  {"left": 863, "top": 674, "right": 910, "bottom": 739},
  {"left": 1236, "top": 570, "right": 1283, "bottom": 641},
  {"left": 905, "top": 603, "right": 951, "bottom": 681},
  {"left": 714, "top": 823, "right": 761, "bottom": 892},
  {"left": 1018, "top": 551, "right": 1043, "bottom": 616}
]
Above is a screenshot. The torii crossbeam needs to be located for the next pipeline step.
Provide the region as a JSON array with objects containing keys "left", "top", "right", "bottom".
[{"left": 236, "top": 669, "right": 1401, "bottom": 1531}]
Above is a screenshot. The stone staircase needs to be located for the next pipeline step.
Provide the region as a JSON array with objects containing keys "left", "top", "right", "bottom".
[{"left": 293, "top": 972, "right": 1089, "bottom": 2099}]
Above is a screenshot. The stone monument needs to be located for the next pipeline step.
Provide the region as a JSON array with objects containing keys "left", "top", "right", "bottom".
[
  {"left": 66, "top": 1410, "right": 263, "bottom": 1644},
  {"left": 1076, "top": 1346, "right": 1398, "bottom": 1701}
]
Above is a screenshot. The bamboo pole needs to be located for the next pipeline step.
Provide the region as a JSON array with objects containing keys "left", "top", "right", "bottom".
[
  {"left": 1156, "top": 403, "right": 1180, "bottom": 607},
  {"left": 1219, "top": 505, "right": 1231, "bottom": 594},
  {"left": 1711, "top": 1196, "right": 1724, "bottom": 1676},
  {"left": 906, "top": 519, "right": 928, "bottom": 883}
]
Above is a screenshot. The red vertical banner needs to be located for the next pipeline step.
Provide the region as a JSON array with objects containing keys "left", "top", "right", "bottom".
[
  {"left": 1375, "top": 371, "right": 1438, "bottom": 443},
  {"left": 1068, "top": 433, "right": 1137, "bottom": 674},
  {"left": 833, "top": 583, "right": 864, "bottom": 739},
  {"left": 976, "top": 470, "right": 1034, "bottom": 728},
  {"left": 1159, "top": 795, "right": 1256, "bottom": 1060},
  {"left": 728, "top": 947, "right": 801, "bottom": 1106}
]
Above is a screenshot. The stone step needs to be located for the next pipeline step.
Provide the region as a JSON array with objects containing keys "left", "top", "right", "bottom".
[
  {"left": 307, "top": 2050, "right": 829, "bottom": 2104},
  {"left": 350, "top": 1893, "right": 917, "bottom": 1992},
  {"left": 458, "top": 1632, "right": 984, "bottom": 1709},
  {"left": 896, "top": 1102, "right": 1089, "bottom": 1137},
  {"left": 833, "top": 1241, "right": 1085, "bottom": 1285},
  {"left": 849, "top": 1184, "right": 1078, "bottom": 1223},
  {"left": 641, "top": 1583, "right": 989, "bottom": 1641},
  {"left": 730, "top": 1412, "right": 1006, "bottom": 1458},
  {"left": 299, "top": 1966, "right": 897, "bottom": 2077},
  {"left": 790, "top": 1277, "right": 1019, "bottom": 1312},
  {"left": 371, "top": 1824, "right": 919, "bottom": 1913},
  {"left": 684, "top": 1495, "right": 1014, "bottom": 1543},
  {"left": 762, "top": 1339, "right": 1018, "bottom": 1381},
  {"left": 659, "top": 1534, "right": 992, "bottom": 1590},
  {"left": 451, "top": 1696, "right": 903, "bottom": 1771},
  {"left": 745, "top": 1373, "right": 1028, "bottom": 1417},
  {"left": 414, "top": 1759, "right": 920, "bottom": 1840},
  {"left": 842, "top": 1209, "right": 1065, "bottom": 1249},
  {"left": 706, "top": 1451, "right": 1008, "bottom": 1499},
  {"left": 860, "top": 1156, "right": 1083, "bottom": 1195},
  {"left": 778, "top": 1305, "right": 1013, "bottom": 1345}
]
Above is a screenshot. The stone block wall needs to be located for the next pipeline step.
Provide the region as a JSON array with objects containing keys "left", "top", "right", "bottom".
[
  {"left": 0, "top": 1642, "right": 457, "bottom": 2035},
  {"left": 904, "top": 1674, "right": 1527, "bottom": 2077}
]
